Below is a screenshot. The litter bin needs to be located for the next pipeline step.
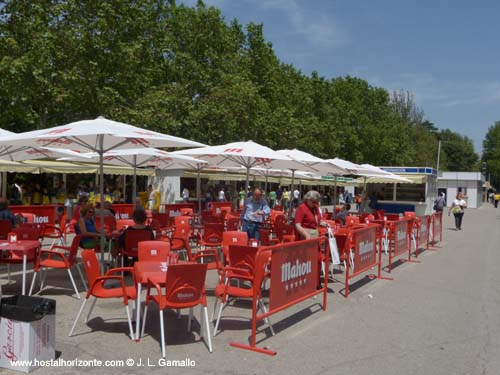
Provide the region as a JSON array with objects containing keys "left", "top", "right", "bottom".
[{"left": 0, "top": 295, "right": 56, "bottom": 373}]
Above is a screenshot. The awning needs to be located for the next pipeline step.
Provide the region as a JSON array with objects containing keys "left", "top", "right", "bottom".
[
  {"left": 19, "top": 160, "right": 155, "bottom": 176},
  {"left": 0, "top": 160, "right": 39, "bottom": 173}
]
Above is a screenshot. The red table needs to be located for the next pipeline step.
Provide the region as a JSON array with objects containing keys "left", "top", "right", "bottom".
[{"left": 0, "top": 240, "right": 41, "bottom": 295}]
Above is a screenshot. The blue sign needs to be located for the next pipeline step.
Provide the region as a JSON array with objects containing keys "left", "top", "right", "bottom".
[{"left": 381, "top": 167, "right": 437, "bottom": 176}]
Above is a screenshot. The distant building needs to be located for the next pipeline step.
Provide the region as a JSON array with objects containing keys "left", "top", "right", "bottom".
[{"left": 437, "top": 172, "right": 485, "bottom": 209}]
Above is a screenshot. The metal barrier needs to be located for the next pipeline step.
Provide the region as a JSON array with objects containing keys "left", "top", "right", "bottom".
[
  {"left": 230, "top": 238, "right": 328, "bottom": 355},
  {"left": 431, "top": 212, "right": 443, "bottom": 245}
]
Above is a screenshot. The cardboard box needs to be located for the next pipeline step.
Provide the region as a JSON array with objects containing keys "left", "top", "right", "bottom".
[{"left": 0, "top": 313, "right": 55, "bottom": 373}]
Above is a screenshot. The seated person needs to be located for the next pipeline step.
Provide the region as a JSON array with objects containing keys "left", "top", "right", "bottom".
[
  {"left": 118, "top": 207, "right": 155, "bottom": 250},
  {"left": 0, "top": 198, "right": 18, "bottom": 228},
  {"left": 336, "top": 203, "right": 351, "bottom": 226},
  {"left": 70, "top": 196, "right": 89, "bottom": 227},
  {"left": 75, "top": 204, "right": 101, "bottom": 249}
]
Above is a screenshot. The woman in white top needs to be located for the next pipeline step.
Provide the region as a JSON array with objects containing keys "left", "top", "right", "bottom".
[{"left": 448, "top": 192, "right": 467, "bottom": 230}]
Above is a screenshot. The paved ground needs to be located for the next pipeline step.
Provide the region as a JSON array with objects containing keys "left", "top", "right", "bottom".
[{"left": 1, "top": 204, "right": 499, "bottom": 375}]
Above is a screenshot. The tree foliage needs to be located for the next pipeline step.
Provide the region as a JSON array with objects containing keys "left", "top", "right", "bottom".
[
  {"left": 482, "top": 121, "right": 500, "bottom": 188},
  {"left": 0, "top": 0, "right": 479, "bottom": 170}
]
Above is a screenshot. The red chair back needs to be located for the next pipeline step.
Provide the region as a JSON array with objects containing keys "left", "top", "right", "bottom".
[
  {"left": 116, "top": 219, "right": 135, "bottom": 231},
  {"left": 227, "top": 245, "right": 258, "bottom": 274},
  {"left": 276, "top": 223, "right": 294, "bottom": 241},
  {"left": 12, "top": 226, "right": 41, "bottom": 241},
  {"left": 202, "top": 223, "right": 224, "bottom": 244},
  {"left": 0, "top": 220, "right": 11, "bottom": 240},
  {"left": 138, "top": 241, "right": 170, "bottom": 262},
  {"left": 386, "top": 214, "right": 400, "bottom": 221},
  {"left": 222, "top": 231, "right": 248, "bottom": 259},
  {"left": 152, "top": 213, "right": 170, "bottom": 227},
  {"left": 180, "top": 208, "right": 194, "bottom": 217},
  {"left": 225, "top": 217, "right": 240, "bottom": 231},
  {"left": 345, "top": 216, "right": 360, "bottom": 226},
  {"left": 95, "top": 215, "right": 116, "bottom": 234},
  {"left": 258, "top": 229, "right": 275, "bottom": 246},
  {"left": 174, "top": 216, "right": 192, "bottom": 227},
  {"left": 164, "top": 264, "right": 207, "bottom": 308},
  {"left": 123, "top": 229, "right": 154, "bottom": 258},
  {"left": 374, "top": 209, "right": 385, "bottom": 220},
  {"left": 66, "top": 235, "right": 81, "bottom": 265},
  {"left": 82, "top": 249, "right": 101, "bottom": 288},
  {"left": 404, "top": 211, "right": 416, "bottom": 218}
]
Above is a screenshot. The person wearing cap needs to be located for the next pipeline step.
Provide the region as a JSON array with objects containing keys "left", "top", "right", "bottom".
[{"left": 241, "top": 188, "right": 270, "bottom": 240}]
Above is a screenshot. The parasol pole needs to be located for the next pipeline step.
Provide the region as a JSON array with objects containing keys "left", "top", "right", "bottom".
[
  {"left": 197, "top": 165, "right": 202, "bottom": 215},
  {"left": 98, "top": 135, "right": 106, "bottom": 272},
  {"left": 132, "top": 155, "right": 137, "bottom": 210}
]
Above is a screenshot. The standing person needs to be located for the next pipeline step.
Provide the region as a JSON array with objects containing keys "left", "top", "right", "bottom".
[
  {"left": 282, "top": 187, "right": 290, "bottom": 212},
  {"left": 56, "top": 181, "right": 67, "bottom": 205},
  {"left": 433, "top": 192, "right": 446, "bottom": 212},
  {"left": 147, "top": 184, "right": 157, "bottom": 211},
  {"left": 276, "top": 186, "right": 283, "bottom": 207},
  {"left": 293, "top": 188, "right": 300, "bottom": 209},
  {"left": 448, "top": 192, "right": 467, "bottom": 230},
  {"left": 182, "top": 187, "right": 190, "bottom": 202},
  {"left": 239, "top": 187, "right": 246, "bottom": 209},
  {"left": 241, "top": 188, "right": 270, "bottom": 240},
  {"left": 32, "top": 183, "right": 42, "bottom": 205},
  {"left": 205, "top": 187, "right": 213, "bottom": 210},
  {"left": 269, "top": 188, "right": 276, "bottom": 209},
  {"left": 494, "top": 192, "right": 500, "bottom": 208},
  {"left": 218, "top": 187, "right": 226, "bottom": 202},
  {"left": 295, "top": 190, "right": 325, "bottom": 240}
]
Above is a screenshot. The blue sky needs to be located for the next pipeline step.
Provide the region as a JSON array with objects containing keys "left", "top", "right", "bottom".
[{"left": 181, "top": 0, "right": 500, "bottom": 154}]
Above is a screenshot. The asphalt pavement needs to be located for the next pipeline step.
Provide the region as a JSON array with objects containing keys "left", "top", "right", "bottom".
[{"left": 1, "top": 204, "right": 499, "bottom": 375}]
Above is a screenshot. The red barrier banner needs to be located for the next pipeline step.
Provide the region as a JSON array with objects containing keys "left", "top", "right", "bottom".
[
  {"left": 231, "top": 239, "right": 327, "bottom": 355},
  {"left": 432, "top": 212, "right": 442, "bottom": 244},
  {"left": 418, "top": 215, "right": 430, "bottom": 250},
  {"left": 10, "top": 205, "right": 62, "bottom": 225},
  {"left": 112, "top": 204, "right": 133, "bottom": 220},
  {"left": 393, "top": 220, "right": 410, "bottom": 257},
  {"left": 162, "top": 203, "right": 196, "bottom": 218},
  {"left": 269, "top": 240, "right": 319, "bottom": 311},
  {"left": 344, "top": 225, "right": 382, "bottom": 298}
]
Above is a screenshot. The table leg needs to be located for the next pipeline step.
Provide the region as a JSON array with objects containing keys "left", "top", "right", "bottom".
[
  {"left": 22, "top": 255, "right": 27, "bottom": 295},
  {"left": 135, "top": 282, "right": 142, "bottom": 341}
]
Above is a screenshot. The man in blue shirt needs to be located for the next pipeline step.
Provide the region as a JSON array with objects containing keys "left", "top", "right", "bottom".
[{"left": 241, "top": 188, "right": 270, "bottom": 240}]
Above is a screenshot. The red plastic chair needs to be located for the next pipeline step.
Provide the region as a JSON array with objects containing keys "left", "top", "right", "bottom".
[
  {"left": 29, "top": 235, "right": 86, "bottom": 298},
  {"left": 194, "top": 223, "right": 224, "bottom": 276},
  {"left": 69, "top": 250, "right": 136, "bottom": 339},
  {"left": 138, "top": 241, "right": 170, "bottom": 262},
  {"left": 140, "top": 263, "right": 212, "bottom": 357},
  {"left": 120, "top": 229, "right": 155, "bottom": 267},
  {"left": 225, "top": 217, "right": 240, "bottom": 231},
  {"left": 276, "top": 223, "right": 295, "bottom": 243},
  {"left": 180, "top": 208, "right": 194, "bottom": 217},
  {"left": 213, "top": 245, "right": 274, "bottom": 336},
  {"left": 258, "top": 229, "right": 279, "bottom": 246},
  {"left": 169, "top": 224, "right": 193, "bottom": 261},
  {"left": 221, "top": 231, "right": 248, "bottom": 263},
  {"left": 116, "top": 219, "right": 135, "bottom": 232},
  {"left": 41, "top": 212, "right": 67, "bottom": 248},
  {"left": 174, "top": 215, "right": 192, "bottom": 227},
  {"left": 12, "top": 226, "right": 42, "bottom": 241},
  {"left": 345, "top": 216, "right": 360, "bottom": 226}
]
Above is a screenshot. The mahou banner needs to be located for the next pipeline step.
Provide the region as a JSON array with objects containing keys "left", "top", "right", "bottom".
[
  {"left": 352, "top": 226, "right": 378, "bottom": 274},
  {"left": 270, "top": 240, "right": 319, "bottom": 311},
  {"left": 393, "top": 220, "right": 409, "bottom": 257}
]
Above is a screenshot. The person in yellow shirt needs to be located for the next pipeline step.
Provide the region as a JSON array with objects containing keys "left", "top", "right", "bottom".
[
  {"left": 282, "top": 187, "right": 290, "bottom": 213},
  {"left": 56, "top": 182, "right": 67, "bottom": 205},
  {"left": 32, "top": 183, "right": 42, "bottom": 205},
  {"left": 494, "top": 193, "right": 500, "bottom": 208}
]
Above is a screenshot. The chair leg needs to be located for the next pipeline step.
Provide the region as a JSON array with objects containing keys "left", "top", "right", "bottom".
[
  {"left": 213, "top": 302, "right": 225, "bottom": 337},
  {"left": 40, "top": 267, "right": 46, "bottom": 291},
  {"left": 211, "top": 298, "right": 219, "bottom": 321},
  {"left": 75, "top": 263, "right": 87, "bottom": 291},
  {"left": 85, "top": 297, "right": 97, "bottom": 323},
  {"left": 125, "top": 303, "right": 135, "bottom": 340},
  {"left": 67, "top": 269, "right": 81, "bottom": 299},
  {"left": 29, "top": 271, "right": 38, "bottom": 296},
  {"left": 187, "top": 307, "right": 193, "bottom": 332},
  {"left": 141, "top": 304, "right": 149, "bottom": 339},
  {"left": 203, "top": 306, "right": 213, "bottom": 353},
  {"left": 7, "top": 264, "right": 10, "bottom": 283},
  {"left": 159, "top": 309, "right": 166, "bottom": 358},
  {"left": 69, "top": 297, "right": 89, "bottom": 336}
]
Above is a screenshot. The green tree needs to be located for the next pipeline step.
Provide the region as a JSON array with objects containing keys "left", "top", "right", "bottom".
[
  {"left": 482, "top": 121, "right": 500, "bottom": 188},
  {"left": 439, "top": 129, "right": 478, "bottom": 171}
]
